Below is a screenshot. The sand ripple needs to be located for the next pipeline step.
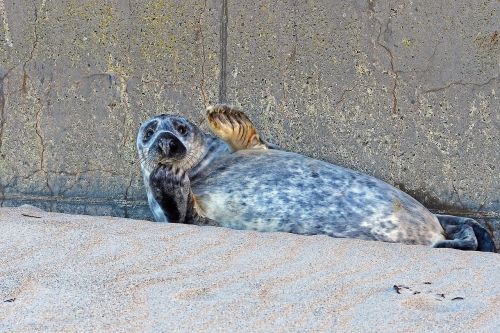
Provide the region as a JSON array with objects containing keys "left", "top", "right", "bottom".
[{"left": 0, "top": 206, "right": 499, "bottom": 332}]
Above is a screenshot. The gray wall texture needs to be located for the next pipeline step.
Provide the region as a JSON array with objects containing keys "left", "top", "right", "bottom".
[{"left": 0, "top": 1, "right": 498, "bottom": 242}]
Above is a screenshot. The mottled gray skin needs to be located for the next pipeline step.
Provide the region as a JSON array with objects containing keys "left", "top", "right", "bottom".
[
  {"left": 192, "top": 149, "right": 444, "bottom": 245},
  {"left": 137, "top": 113, "right": 496, "bottom": 251}
]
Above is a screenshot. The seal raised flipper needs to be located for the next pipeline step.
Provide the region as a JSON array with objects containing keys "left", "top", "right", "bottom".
[
  {"left": 206, "top": 104, "right": 271, "bottom": 151},
  {"left": 433, "top": 214, "right": 496, "bottom": 252}
]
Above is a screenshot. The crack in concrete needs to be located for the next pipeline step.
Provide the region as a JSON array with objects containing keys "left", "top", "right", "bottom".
[
  {"left": 281, "top": 0, "right": 299, "bottom": 102},
  {"left": 367, "top": 0, "right": 375, "bottom": 13},
  {"left": 218, "top": 0, "right": 228, "bottom": 103},
  {"left": 401, "top": 41, "right": 442, "bottom": 77},
  {"left": 34, "top": 80, "right": 54, "bottom": 206},
  {"left": 451, "top": 184, "right": 466, "bottom": 209},
  {"left": 196, "top": 0, "right": 209, "bottom": 108},
  {"left": 19, "top": 168, "right": 130, "bottom": 182},
  {"left": 0, "top": 67, "right": 15, "bottom": 207},
  {"left": 368, "top": 2, "right": 400, "bottom": 115},
  {"left": 34, "top": 100, "right": 45, "bottom": 172},
  {"left": 0, "top": 67, "right": 15, "bottom": 155},
  {"left": 127, "top": 0, "right": 132, "bottom": 54},
  {"left": 22, "top": 0, "right": 40, "bottom": 93},
  {"left": 475, "top": 194, "right": 490, "bottom": 215},
  {"left": 333, "top": 85, "right": 356, "bottom": 107},
  {"left": 0, "top": 73, "right": 6, "bottom": 155},
  {"left": 413, "top": 76, "right": 498, "bottom": 113},
  {"left": 421, "top": 76, "right": 499, "bottom": 95},
  {"left": 122, "top": 79, "right": 132, "bottom": 148},
  {"left": 289, "top": 0, "right": 299, "bottom": 63},
  {"left": 18, "top": 50, "right": 56, "bottom": 208},
  {"left": 375, "top": 19, "right": 399, "bottom": 115},
  {"left": 82, "top": 73, "right": 114, "bottom": 81},
  {"left": 52, "top": 169, "right": 130, "bottom": 177}
]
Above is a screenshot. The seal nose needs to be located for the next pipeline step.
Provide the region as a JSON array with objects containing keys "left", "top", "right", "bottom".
[{"left": 156, "top": 132, "right": 187, "bottom": 159}]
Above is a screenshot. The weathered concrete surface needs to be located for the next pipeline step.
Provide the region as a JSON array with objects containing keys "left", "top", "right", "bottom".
[
  {"left": 0, "top": 1, "right": 499, "bottom": 239},
  {"left": 0, "top": 206, "right": 499, "bottom": 332},
  {"left": 0, "top": 0, "right": 220, "bottom": 218}
]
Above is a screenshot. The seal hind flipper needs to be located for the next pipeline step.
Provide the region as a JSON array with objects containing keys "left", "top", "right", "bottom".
[
  {"left": 433, "top": 214, "right": 496, "bottom": 252},
  {"left": 206, "top": 104, "right": 269, "bottom": 151}
]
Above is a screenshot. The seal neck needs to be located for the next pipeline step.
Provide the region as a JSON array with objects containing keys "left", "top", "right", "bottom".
[{"left": 189, "top": 133, "right": 231, "bottom": 179}]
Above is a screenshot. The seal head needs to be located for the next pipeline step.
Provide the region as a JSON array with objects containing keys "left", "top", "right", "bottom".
[
  {"left": 137, "top": 113, "right": 230, "bottom": 222},
  {"left": 137, "top": 114, "right": 206, "bottom": 177}
]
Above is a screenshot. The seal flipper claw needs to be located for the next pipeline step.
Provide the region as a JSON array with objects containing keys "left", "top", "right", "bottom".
[
  {"left": 433, "top": 214, "right": 496, "bottom": 252},
  {"left": 188, "top": 194, "right": 218, "bottom": 226},
  {"left": 206, "top": 104, "right": 269, "bottom": 151}
]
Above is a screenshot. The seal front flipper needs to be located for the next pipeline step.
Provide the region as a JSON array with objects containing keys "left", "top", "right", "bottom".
[
  {"left": 206, "top": 104, "right": 273, "bottom": 151},
  {"left": 433, "top": 214, "right": 496, "bottom": 252},
  {"left": 149, "top": 165, "right": 190, "bottom": 223},
  {"left": 149, "top": 165, "right": 216, "bottom": 226}
]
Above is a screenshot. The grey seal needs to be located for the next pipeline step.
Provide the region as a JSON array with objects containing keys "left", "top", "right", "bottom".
[{"left": 136, "top": 105, "right": 496, "bottom": 252}]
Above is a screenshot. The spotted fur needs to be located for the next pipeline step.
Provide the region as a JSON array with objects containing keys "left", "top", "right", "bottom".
[{"left": 192, "top": 149, "right": 445, "bottom": 245}]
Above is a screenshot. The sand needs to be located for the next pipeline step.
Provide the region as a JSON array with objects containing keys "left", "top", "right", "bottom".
[{"left": 0, "top": 205, "right": 499, "bottom": 332}]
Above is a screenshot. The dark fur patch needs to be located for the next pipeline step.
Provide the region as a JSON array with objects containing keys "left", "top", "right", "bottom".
[{"left": 149, "top": 165, "right": 188, "bottom": 223}]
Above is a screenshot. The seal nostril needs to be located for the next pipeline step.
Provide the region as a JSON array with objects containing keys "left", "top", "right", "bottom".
[{"left": 169, "top": 139, "right": 185, "bottom": 157}]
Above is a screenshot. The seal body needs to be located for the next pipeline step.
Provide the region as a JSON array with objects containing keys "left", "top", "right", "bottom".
[
  {"left": 192, "top": 149, "right": 444, "bottom": 245},
  {"left": 137, "top": 105, "right": 496, "bottom": 252}
]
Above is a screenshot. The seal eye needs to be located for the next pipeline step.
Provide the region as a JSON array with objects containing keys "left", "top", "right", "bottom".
[
  {"left": 176, "top": 124, "right": 188, "bottom": 136},
  {"left": 144, "top": 128, "right": 154, "bottom": 141}
]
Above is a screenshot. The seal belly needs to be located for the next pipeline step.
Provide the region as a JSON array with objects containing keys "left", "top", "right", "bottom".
[{"left": 192, "top": 149, "right": 445, "bottom": 245}]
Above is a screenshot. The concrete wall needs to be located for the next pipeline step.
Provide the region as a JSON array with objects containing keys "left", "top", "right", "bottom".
[{"left": 0, "top": 1, "right": 498, "bottom": 237}]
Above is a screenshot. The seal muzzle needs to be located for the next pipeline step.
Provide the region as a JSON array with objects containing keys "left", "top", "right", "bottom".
[{"left": 154, "top": 132, "right": 187, "bottom": 160}]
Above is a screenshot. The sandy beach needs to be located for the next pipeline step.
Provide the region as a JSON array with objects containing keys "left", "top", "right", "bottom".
[{"left": 0, "top": 205, "right": 498, "bottom": 332}]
